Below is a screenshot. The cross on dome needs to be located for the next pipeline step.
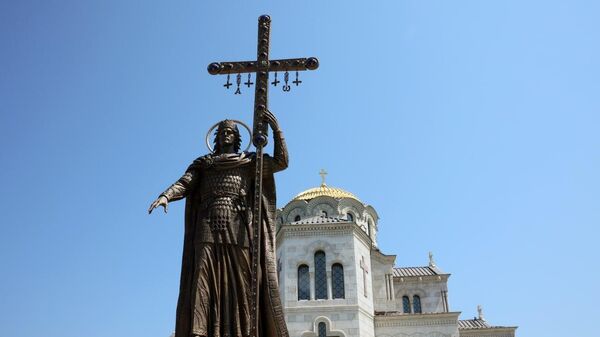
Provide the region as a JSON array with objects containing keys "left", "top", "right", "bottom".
[
  {"left": 292, "top": 170, "right": 361, "bottom": 202},
  {"left": 319, "top": 169, "right": 328, "bottom": 187}
]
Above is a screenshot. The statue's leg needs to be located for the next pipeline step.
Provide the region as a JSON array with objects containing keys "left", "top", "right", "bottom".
[
  {"left": 224, "top": 244, "right": 251, "bottom": 337},
  {"left": 192, "top": 244, "right": 216, "bottom": 337},
  {"left": 191, "top": 243, "right": 252, "bottom": 337}
]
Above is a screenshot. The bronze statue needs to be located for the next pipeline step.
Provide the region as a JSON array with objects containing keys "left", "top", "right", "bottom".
[
  {"left": 148, "top": 110, "right": 289, "bottom": 337},
  {"left": 149, "top": 14, "right": 317, "bottom": 337}
]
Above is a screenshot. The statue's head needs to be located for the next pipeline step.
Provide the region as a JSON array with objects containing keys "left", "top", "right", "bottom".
[{"left": 213, "top": 119, "right": 242, "bottom": 153}]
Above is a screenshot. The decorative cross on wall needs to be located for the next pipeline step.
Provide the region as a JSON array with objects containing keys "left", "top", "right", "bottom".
[
  {"left": 360, "top": 255, "right": 369, "bottom": 298},
  {"left": 277, "top": 258, "right": 282, "bottom": 281}
]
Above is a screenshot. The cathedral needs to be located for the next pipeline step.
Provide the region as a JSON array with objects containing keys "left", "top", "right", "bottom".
[{"left": 275, "top": 175, "right": 517, "bottom": 337}]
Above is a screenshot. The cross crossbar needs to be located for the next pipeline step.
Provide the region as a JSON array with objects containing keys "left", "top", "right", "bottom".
[{"left": 208, "top": 57, "right": 318, "bottom": 75}]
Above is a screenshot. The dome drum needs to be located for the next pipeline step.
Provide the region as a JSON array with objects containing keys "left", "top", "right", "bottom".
[{"left": 279, "top": 182, "right": 379, "bottom": 245}]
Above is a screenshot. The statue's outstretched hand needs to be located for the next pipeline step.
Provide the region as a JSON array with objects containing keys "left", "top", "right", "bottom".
[
  {"left": 148, "top": 196, "right": 169, "bottom": 214},
  {"left": 263, "top": 109, "right": 280, "bottom": 132}
]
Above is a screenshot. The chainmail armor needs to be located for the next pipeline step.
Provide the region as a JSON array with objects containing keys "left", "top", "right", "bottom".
[{"left": 198, "top": 167, "right": 249, "bottom": 232}]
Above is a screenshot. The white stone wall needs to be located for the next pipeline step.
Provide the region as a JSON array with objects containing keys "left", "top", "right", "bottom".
[
  {"left": 371, "top": 252, "right": 397, "bottom": 312},
  {"left": 277, "top": 223, "right": 363, "bottom": 337},
  {"left": 393, "top": 277, "right": 449, "bottom": 314},
  {"left": 278, "top": 196, "right": 380, "bottom": 247},
  {"left": 276, "top": 217, "right": 379, "bottom": 337},
  {"left": 352, "top": 233, "right": 375, "bottom": 337},
  {"left": 276, "top": 194, "right": 382, "bottom": 337},
  {"left": 287, "top": 308, "right": 360, "bottom": 337},
  {"left": 277, "top": 224, "right": 357, "bottom": 305}
]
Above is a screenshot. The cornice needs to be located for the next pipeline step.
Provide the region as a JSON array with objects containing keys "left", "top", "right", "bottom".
[
  {"left": 459, "top": 326, "right": 518, "bottom": 332},
  {"left": 394, "top": 274, "right": 450, "bottom": 283},
  {"left": 276, "top": 222, "right": 373, "bottom": 248},
  {"left": 285, "top": 304, "right": 358, "bottom": 312},
  {"left": 285, "top": 304, "right": 374, "bottom": 318},
  {"left": 458, "top": 327, "right": 517, "bottom": 337},
  {"left": 374, "top": 312, "right": 460, "bottom": 328},
  {"left": 371, "top": 249, "right": 397, "bottom": 264}
]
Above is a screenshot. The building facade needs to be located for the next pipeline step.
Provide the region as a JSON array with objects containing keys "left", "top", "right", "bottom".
[{"left": 276, "top": 181, "right": 517, "bottom": 337}]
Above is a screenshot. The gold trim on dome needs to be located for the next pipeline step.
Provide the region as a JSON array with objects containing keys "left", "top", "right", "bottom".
[{"left": 292, "top": 184, "right": 360, "bottom": 202}]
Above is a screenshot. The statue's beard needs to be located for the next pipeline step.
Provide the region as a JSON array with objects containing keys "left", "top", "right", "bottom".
[{"left": 214, "top": 138, "right": 239, "bottom": 154}]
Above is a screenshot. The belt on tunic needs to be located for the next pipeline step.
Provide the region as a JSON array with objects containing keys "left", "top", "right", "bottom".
[{"left": 203, "top": 196, "right": 248, "bottom": 232}]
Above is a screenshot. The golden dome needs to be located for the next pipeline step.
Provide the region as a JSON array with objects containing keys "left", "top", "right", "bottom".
[{"left": 292, "top": 183, "right": 360, "bottom": 202}]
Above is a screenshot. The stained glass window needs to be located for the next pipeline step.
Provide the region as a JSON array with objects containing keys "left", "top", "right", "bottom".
[
  {"left": 413, "top": 295, "right": 422, "bottom": 313},
  {"left": 314, "top": 251, "right": 328, "bottom": 299},
  {"left": 318, "top": 322, "right": 327, "bottom": 337},
  {"left": 297, "top": 264, "right": 310, "bottom": 300},
  {"left": 402, "top": 296, "right": 411, "bottom": 313},
  {"left": 332, "top": 263, "right": 345, "bottom": 299}
]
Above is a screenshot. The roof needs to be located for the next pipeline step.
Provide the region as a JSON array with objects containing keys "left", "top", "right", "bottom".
[
  {"left": 293, "top": 183, "right": 360, "bottom": 202},
  {"left": 290, "top": 215, "right": 347, "bottom": 225},
  {"left": 458, "top": 319, "right": 491, "bottom": 329},
  {"left": 393, "top": 265, "right": 447, "bottom": 277},
  {"left": 458, "top": 318, "right": 516, "bottom": 330}
]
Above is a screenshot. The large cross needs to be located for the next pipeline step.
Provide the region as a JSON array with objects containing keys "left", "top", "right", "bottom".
[
  {"left": 207, "top": 15, "right": 318, "bottom": 148},
  {"left": 207, "top": 15, "right": 318, "bottom": 337},
  {"left": 360, "top": 255, "right": 369, "bottom": 298}
]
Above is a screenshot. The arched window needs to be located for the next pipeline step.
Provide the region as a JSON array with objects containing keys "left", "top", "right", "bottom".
[
  {"left": 294, "top": 215, "right": 301, "bottom": 222},
  {"left": 367, "top": 220, "right": 372, "bottom": 237},
  {"left": 321, "top": 210, "right": 328, "bottom": 217},
  {"left": 314, "top": 251, "right": 328, "bottom": 299},
  {"left": 332, "top": 263, "right": 345, "bottom": 299},
  {"left": 318, "top": 322, "right": 327, "bottom": 337},
  {"left": 297, "top": 265, "right": 310, "bottom": 300},
  {"left": 347, "top": 213, "right": 354, "bottom": 221},
  {"left": 402, "top": 296, "right": 411, "bottom": 313},
  {"left": 413, "top": 295, "right": 422, "bottom": 313}
]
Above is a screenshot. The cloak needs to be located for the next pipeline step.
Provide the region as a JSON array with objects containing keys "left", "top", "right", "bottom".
[{"left": 164, "top": 152, "right": 289, "bottom": 337}]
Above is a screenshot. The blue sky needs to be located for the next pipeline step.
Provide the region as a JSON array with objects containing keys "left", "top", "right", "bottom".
[{"left": 1, "top": 1, "right": 598, "bottom": 336}]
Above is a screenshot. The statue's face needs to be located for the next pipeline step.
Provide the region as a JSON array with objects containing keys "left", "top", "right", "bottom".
[{"left": 217, "top": 126, "right": 236, "bottom": 147}]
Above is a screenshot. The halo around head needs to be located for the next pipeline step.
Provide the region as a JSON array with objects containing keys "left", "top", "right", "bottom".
[{"left": 205, "top": 119, "right": 252, "bottom": 153}]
